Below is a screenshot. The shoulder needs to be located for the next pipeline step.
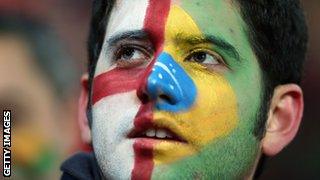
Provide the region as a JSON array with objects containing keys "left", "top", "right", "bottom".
[{"left": 60, "top": 152, "right": 102, "bottom": 180}]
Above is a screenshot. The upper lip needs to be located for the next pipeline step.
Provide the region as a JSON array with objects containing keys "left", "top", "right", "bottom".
[{"left": 127, "top": 116, "right": 187, "bottom": 143}]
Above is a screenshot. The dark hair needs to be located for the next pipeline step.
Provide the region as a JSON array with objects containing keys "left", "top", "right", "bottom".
[
  {"left": 86, "top": 0, "right": 308, "bottom": 138},
  {"left": 86, "top": 0, "right": 115, "bottom": 122},
  {"left": 237, "top": 0, "right": 308, "bottom": 138}
]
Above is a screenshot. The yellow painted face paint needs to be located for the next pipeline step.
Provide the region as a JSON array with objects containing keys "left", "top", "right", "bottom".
[{"left": 153, "top": 5, "right": 239, "bottom": 165}]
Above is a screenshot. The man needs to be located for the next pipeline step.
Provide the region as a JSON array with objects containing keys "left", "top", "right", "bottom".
[{"left": 61, "top": 0, "right": 308, "bottom": 179}]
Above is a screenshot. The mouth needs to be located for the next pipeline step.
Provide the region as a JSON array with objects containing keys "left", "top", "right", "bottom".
[
  {"left": 128, "top": 126, "right": 186, "bottom": 143},
  {"left": 127, "top": 115, "right": 187, "bottom": 143}
]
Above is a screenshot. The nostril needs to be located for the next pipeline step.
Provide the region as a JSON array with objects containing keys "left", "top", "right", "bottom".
[
  {"left": 140, "top": 93, "right": 150, "bottom": 104},
  {"left": 137, "top": 86, "right": 150, "bottom": 104},
  {"left": 159, "top": 94, "right": 175, "bottom": 104}
]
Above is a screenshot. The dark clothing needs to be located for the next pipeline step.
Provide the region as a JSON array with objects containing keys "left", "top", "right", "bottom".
[{"left": 60, "top": 152, "right": 102, "bottom": 180}]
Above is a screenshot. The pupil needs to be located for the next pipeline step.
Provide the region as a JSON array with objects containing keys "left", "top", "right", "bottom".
[
  {"left": 122, "top": 48, "right": 134, "bottom": 59},
  {"left": 195, "top": 52, "right": 206, "bottom": 62}
]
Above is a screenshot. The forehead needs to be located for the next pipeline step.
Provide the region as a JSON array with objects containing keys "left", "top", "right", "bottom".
[
  {"left": 105, "top": 0, "right": 244, "bottom": 41},
  {"left": 105, "top": 0, "right": 150, "bottom": 40}
]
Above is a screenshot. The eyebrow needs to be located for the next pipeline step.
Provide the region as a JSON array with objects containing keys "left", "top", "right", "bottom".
[
  {"left": 107, "top": 30, "right": 149, "bottom": 47},
  {"left": 175, "top": 33, "right": 241, "bottom": 61}
]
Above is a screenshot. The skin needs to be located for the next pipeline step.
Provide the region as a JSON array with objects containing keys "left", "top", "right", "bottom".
[
  {"left": 154, "top": 1, "right": 263, "bottom": 179},
  {"left": 90, "top": 0, "right": 264, "bottom": 179}
]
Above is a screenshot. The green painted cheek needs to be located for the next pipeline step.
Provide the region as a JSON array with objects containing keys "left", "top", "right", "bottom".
[
  {"left": 150, "top": 0, "right": 264, "bottom": 179},
  {"left": 152, "top": 133, "right": 259, "bottom": 179}
]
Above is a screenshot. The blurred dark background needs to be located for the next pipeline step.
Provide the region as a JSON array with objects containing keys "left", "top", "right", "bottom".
[
  {"left": 261, "top": 0, "right": 320, "bottom": 179},
  {"left": 0, "top": 0, "right": 318, "bottom": 179}
]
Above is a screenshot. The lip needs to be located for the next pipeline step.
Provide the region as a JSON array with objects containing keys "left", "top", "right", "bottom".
[{"left": 127, "top": 116, "right": 187, "bottom": 144}]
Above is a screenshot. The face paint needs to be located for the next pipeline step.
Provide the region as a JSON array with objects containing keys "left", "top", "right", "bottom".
[
  {"left": 144, "top": 4, "right": 238, "bottom": 164},
  {"left": 92, "top": 1, "right": 151, "bottom": 179},
  {"left": 152, "top": 2, "right": 262, "bottom": 179},
  {"left": 92, "top": 0, "right": 263, "bottom": 179},
  {"left": 147, "top": 52, "right": 197, "bottom": 112},
  {"left": 132, "top": 1, "right": 171, "bottom": 179}
]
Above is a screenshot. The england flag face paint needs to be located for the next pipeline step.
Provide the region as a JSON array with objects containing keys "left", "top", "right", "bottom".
[{"left": 92, "top": 0, "right": 264, "bottom": 179}]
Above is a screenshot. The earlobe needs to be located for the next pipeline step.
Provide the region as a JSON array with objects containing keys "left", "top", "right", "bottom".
[
  {"left": 262, "top": 84, "right": 304, "bottom": 156},
  {"left": 78, "top": 73, "right": 92, "bottom": 144}
]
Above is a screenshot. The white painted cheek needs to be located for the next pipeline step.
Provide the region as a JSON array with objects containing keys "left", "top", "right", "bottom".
[
  {"left": 95, "top": 0, "right": 150, "bottom": 76},
  {"left": 92, "top": 91, "right": 140, "bottom": 179}
]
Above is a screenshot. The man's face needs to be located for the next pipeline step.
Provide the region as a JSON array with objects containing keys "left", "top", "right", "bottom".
[{"left": 91, "top": 0, "right": 263, "bottom": 179}]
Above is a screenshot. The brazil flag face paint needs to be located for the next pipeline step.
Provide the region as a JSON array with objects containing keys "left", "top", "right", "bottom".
[{"left": 91, "top": 0, "right": 263, "bottom": 179}]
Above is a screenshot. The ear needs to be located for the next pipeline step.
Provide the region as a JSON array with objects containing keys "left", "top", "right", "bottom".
[
  {"left": 262, "top": 84, "right": 304, "bottom": 156},
  {"left": 78, "top": 73, "right": 92, "bottom": 144}
]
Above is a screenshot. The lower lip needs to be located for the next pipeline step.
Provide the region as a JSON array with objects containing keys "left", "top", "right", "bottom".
[{"left": 133, "top": 138, "right": 185, "bottom": 149}]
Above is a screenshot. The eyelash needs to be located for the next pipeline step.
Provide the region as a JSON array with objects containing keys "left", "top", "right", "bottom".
[
  {"left": 114, "top": 44, "right": 151, "bottom": 60},
  {"left": 185, "top": 48, "right": 224, "bottom": 64}
]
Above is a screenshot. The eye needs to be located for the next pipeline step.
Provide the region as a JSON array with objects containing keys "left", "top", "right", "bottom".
[
  {"left": 187, "top": 51, "right": 221, "bottom": 65},
  {"left": 115, "top": 46, "right": 151, "bottom": 68},
  {"left": 118, "top": 47, "right": 143, "bottom": 60}
]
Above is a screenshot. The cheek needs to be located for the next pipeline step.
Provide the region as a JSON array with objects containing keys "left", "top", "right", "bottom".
[
  {"left": 178, "top": 66, "right": 239, "bottom": 147},
  {"left": 91, "top": 67, "right": 147, "bottom": 142},
  {"left": 92, "top": 92, "right": 141, "bottom": 141},
  {"left": 91, "top": 68, "right": 145, "bottom": 168},
  {"left": 91, "top": 91, "right": 141, "bottom": 179},
  {"left": 151, "top": 62, "right": 260, "bottom": 178},
  {"left": 152, "top": 59, "right": 239, "bottom": 146},
  {"left": 152, "top": 61, "right": 239, "bottom": 165}
]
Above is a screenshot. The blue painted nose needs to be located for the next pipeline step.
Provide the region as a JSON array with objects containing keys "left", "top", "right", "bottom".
[{"left": 146, "top": 52, "right": 197, "bottom": 112}]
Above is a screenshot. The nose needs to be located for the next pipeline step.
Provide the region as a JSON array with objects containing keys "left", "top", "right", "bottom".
[{"left": 137, "top": 52, "right": 196, "bottom": 112}]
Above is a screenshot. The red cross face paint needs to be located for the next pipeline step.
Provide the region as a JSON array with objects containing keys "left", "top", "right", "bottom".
[{"left": 92, "top": 0, "right": 264, "bottom": 179}]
